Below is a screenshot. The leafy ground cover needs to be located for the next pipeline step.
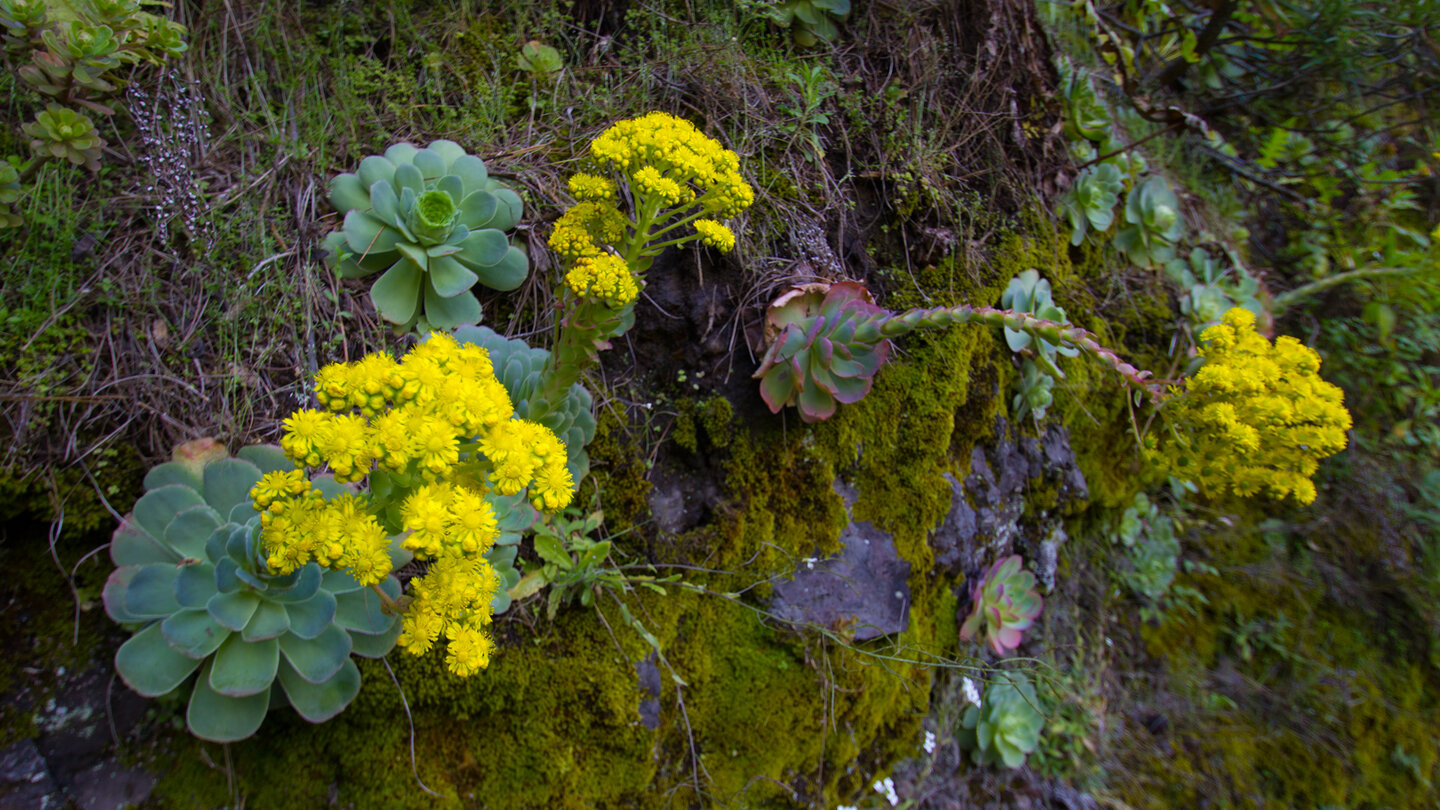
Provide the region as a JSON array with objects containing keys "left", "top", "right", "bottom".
[{"left": 0, "top": 0, "right": 1436, "bottom": 807}]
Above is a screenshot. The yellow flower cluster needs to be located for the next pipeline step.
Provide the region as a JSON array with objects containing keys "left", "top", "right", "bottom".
[
  {"left": 548, "top": 201, "right": 628, "bottom": 262},
  {"left": 589, "top": 111, "right": 754, "bottom": 217},
  {"left": 693, "top": 219, "right": 736, "bottom": 252},
  {"left": 566, "top": 253, "right": 639, "bottom": 308},
  {"left": 393, "top": 480, "right": 504, "bottom": 675},
  {"left": 399, "top": 481, "right": 500, "bottom": 557},
  {"left": 567, "top": 173, "right": 617, "bottom": 203},
  {"left": 251, "top": 471, "right": 394, "bottom": 586},
  {"left": 279, "top": 334, "right": 571, "bottom": 503},
  {"left": 1149, "top": 308, "right": 1352, "bottom": 504},
  {"left": 633, "top": 165, "right": 692, "bottom": 207},
  {"left": 395, "top": 552, "right": 499, "bottom": 676}
]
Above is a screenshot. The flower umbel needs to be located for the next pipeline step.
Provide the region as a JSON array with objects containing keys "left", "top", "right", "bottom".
[
  {"left": 1149, "top": 307, "right": 1352, "bottom": 504},
  {"left": 261, "top": 333, "right": 577, "bottom": 676}
]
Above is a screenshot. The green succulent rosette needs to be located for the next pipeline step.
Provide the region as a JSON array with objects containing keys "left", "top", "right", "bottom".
[
  {"left": 1115, "top": 175, "right": 1185, "bottom": 267},
  {"left": 322, "top": 140, "right": 529, "bottom": 330},
  {"left": 753, "top": 281, "right": 892, "bottom": 423},
  {"left": 767, "top": 0, "right": 851, "bottom": 46},
  {"left": 1061, "top": 162, "right": 1125, "bottom": 246},
  {"left": 22, "top": 104, "right": 104, "bottom": 170},
  {"left": 959, "top": 554, "right": 1044, "bottom": 656},
  {"left": 103, "top": 441, "right": 404, "bottom": 743},
  {"left": 1012, "top": 358, "right": 1055, "bottom": 422},
  {"left": 958, "top": 671, "right": 1045, "bottom": 768},
  {"left": 999, "top": 270, "right": 1080, "bottom": 372}
]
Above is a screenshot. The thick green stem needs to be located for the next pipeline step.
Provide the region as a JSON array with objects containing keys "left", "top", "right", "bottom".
[
  {"left": 1270, "top": 265, "right": 1433, "bottom": 313},
  {"left": 874, "top": 304, "right": 1172, "bottom": 400}
]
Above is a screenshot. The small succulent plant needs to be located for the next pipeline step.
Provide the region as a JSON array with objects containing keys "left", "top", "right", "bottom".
[
  {"left": 1057, "top": 60, "right": 1110, "bottom": 143},
  {"left": 104, "top": 440, "right": 403, "bottom": 743},
  {"left": 0, "top": 161, "right": 22, "bottom": 228},
  {"left": 322, "top": 140, "right": 528, "bottom": 330},
  {"left": 22, "top": 104, "right": 105, "bottom": 170},
  {"left": 1164, "top": 246, "right": 1268, "bottom": 333},
  {"left": 1012, "top": 358, "right": 1055, "bottom": 423},
  {"left": 999, "top": 270, "right": 1079, "bottom": 374},
  {"left": 960, "top": 555, "right": 1044, "bottom": 656},
  {"left": 1060, "top": 163, "right": 1125, "bottom": 246},
  {"left": 8, "top": 4, "right": 183, "bottom": 108},
  {"left": 753, "top": 281, "right": 892, "bottom": 423},
  {"left": 754, "top": 279, "right": 1165, "bottom": 423},
  {"left": 1115, "top": 175, "right": 1185, "bottom": 267},
  {"left": 1111, "top": 492, "right": 1179, "bottom": 601},
  {"left": 765, "top": 0, "right": 850, "bottom": 47},
  {"left": 957, "top": 671, "right": 1045, "bottom": 768},
  {"left": 516, "top": 40, "right": 562, "bottom": 79}
]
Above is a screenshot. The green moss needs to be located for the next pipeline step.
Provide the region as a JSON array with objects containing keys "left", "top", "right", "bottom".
[
  {"left": 671, "top": 394, "right": 734, "bottom": 454},
  {"left": 585, "top": 407, "right": 654, "bottom": 534},
  {"left": 1120, "top": 511, "right": 1440, "bottom": 809}
]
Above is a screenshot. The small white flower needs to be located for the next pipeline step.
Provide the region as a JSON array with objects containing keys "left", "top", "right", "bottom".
[
  {"left": 803, "top": 557, "right": 817, "bottom": 570},
  {"left": 873, "top": 777, "right": 899, "bottom": 806},
  {"left": 922, "top": 730, "right": 937, "bottom": 754},
  {"left": 963, "top": 676, "right": 982, "bottom": 707},
  {"left": 837, "top": 806, "right": 858, "bottom": 810}
]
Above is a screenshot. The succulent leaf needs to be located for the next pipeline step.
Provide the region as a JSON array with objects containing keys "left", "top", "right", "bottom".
[
  {"left": 209, "top": 634, "right": 278, "bottom": 697},
  {"left": 241, "top": 600, "right": 291, "bottom": 641},
  {"left": 278, "top": 657, "right": 361, "bottom": 724},
  {"left": 422, "top": 283, "right": 482, "bottom": 329},
  {"left": 110, "top": 517, "right": 176, "bottom": 566},
  {"left": 115, "top": 622, "right": 204, "bottom": 697},
  {"left": 207, "top": 589, "right": 261, "bottom": 631},
  {"left": 102, "top": 566, "right": 142, "bottom": 622},
  {"left": 132, "top": 485, "right": 205, "bottom": 545},
  {"left": 123, "top": 564, "right": 181, "bottom": 618},
  {"left": 371, "top": 259, "right": 423, "bottom": 324},
  {"left": 174, "top": 561, "right": 218, "bottom": 608},
  {"left": 347, "top": 620, "right": 403, "bottom": 658},
  {"left": 278, "top": 624, "right": 352, "bottom": 683},
  {"left": 164, "top": 505, "right": 223, "bottom": 559},
  {"left": 142, "top": 461, "right": 202, "bottom": 492},
  {"left": 161, "top": 608, "right": 232, "bottom": 659},
  {"left": 282, "top": 590, "right": 338, "bottom": 639},
  {"left": 187, "top": 660, "right": 269, "bottom": 743},
  {"left": 332, "top": 582, "right": 398, "bottom": 634}
]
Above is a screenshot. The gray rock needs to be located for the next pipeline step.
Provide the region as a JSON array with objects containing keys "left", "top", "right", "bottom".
[
  {"left": 929, "top": 417, "right": 1088, "bottom": 578},
  {"left": 768, "top": 481, "right": 911, "bottom": 641},
  {"left": 636, "top": 653, "right": 662, "bottom": 731},
  {"left": 33, "top": 663, "right": 153, "bottom": 810},
  {"left": 0, "top": 738, "right": 66, "bottom": 810}
]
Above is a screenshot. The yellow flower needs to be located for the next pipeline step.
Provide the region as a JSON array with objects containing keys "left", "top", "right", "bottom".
[
  {"left": 1151, "top": 308, "right": 1352, "bottom": 504},
  {"left": 548, "top": 201, "right": 627, "bottom": 261},
  {"left": 444, "top": 620, "right": 494, "bottom": 677},
  {"left": 693, "top": 219, "right": 735, "bottom": 252},
  {"left": 589, "top": 112, "right": 753, "bottom": 218},
  {"left": 567, "top": 173, "right": 617, "bottom": 203},
  {"left": 566, "top": 253, "right": 638, "bottom": 308}
]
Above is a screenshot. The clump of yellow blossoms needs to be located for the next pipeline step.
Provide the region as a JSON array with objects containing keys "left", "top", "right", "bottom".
[
  {"left": 252, "top": 470, "right": 393, "bottom": 585},
  {"left": 547, "top": 112, "right": 753, "bottom": 310},
  {"left": 253, "top": 333, "right": 576, "bottom": 676},
  {"left": 589, "top": 111, "right": 754, "bottom": 218},
  {"left": 1149, "top": 308, "right": 1352, "bottom": 504},
  {"left": 566, "top": 253, "right": 638, "bottom": 307}
]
